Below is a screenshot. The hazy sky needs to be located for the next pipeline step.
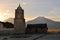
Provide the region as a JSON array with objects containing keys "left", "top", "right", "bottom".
[{"left": 0, "top": 0, "right": 60, "bottom": 22}]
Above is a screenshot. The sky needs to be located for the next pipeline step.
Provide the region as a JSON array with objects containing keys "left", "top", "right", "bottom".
[{"left": 0, "top": 0, "right": 60, "bottom": 22}]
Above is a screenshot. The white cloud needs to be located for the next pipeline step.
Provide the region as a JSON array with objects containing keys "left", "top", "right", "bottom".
[
  {"left": 22, "top": 2, "right": 27, "bottom": 5},
  {"left": 48, "top": 8, "right": 60, "bottom": 16},
  {"left": 49, "top": 8, "right": 57, "bottom": 14},
  {"left": 45, "top": 16, "right": 60, "bottom": 22},
  {"left": 49, "top": 8, "right": 60, "bottom": 15}
]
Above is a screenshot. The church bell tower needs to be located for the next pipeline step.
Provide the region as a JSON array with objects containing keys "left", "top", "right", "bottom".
[{"left": 14, "top": 4, "right": 25, "bottom": 33}]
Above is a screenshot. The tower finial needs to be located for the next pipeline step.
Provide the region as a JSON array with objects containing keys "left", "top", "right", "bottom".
[
  {"left": 16, "top": 3, "right": 23, "bottom": 10},
  {"left": 19, "top": 3, "right": 20, "bottom": 7},
  {"left": 17, "top": 3, "right": 22, "bottom": 9},
  {"left": 18, "top": 3, "right": 21, "bottom": 7}
]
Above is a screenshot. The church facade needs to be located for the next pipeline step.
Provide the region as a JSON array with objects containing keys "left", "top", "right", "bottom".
[{"left": 14, "top": 4, "right": 26, "bottom": 33}]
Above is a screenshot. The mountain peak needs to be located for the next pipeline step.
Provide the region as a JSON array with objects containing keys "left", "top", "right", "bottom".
[
  {"left": 27, "top": 16, "right": 60, "bottom": 29},
  {"left": 29, "top": 16, "right": 55, "bottom": 23}
]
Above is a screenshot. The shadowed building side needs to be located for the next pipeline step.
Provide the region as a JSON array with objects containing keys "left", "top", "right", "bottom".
[{"left": 26, "top": 24, "right": 48, "bottom": 34}]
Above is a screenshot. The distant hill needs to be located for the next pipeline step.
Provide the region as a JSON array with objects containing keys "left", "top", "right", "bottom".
[
  {"left": 4, "top": 17, "right": 60, "bottom": 29},
  {"left": 4, "top": 18, "right": 14, "bottom": 24},
  {"left": 27, "top": 17, "right": 60, "bottom": 29}
]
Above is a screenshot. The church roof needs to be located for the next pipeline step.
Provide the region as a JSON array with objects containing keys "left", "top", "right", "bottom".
[{"left": 17, "top": 4, "right": 22, "bottom": 10}]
